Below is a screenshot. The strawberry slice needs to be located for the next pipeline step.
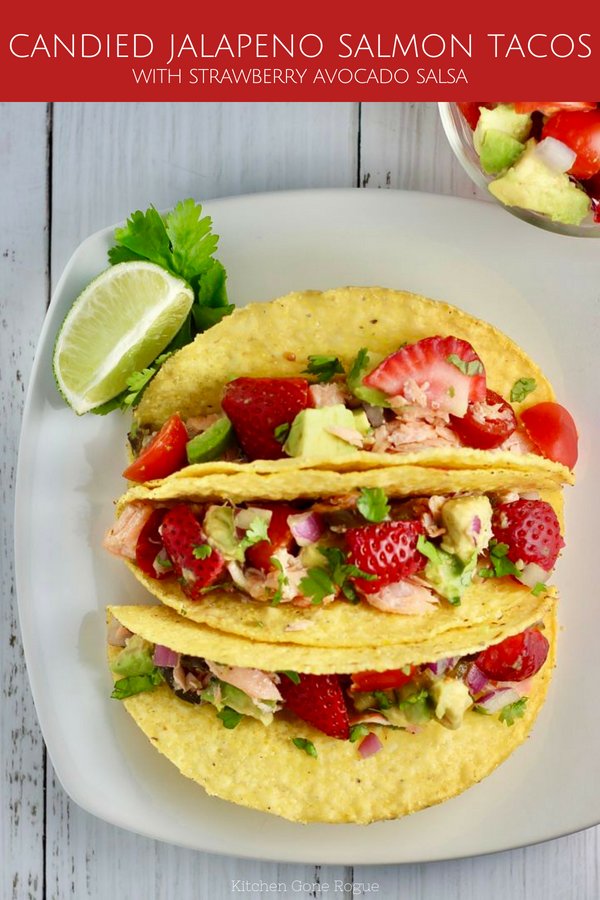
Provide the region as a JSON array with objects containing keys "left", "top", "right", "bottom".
[
  {"left": 278, "top": 673, "right": 349, "bottom": 739},
  {"left": 222, "top": 377, "right": 310, "bottom": 460},
  {"left": 160, "top": 505, "right": 225, "bottom": 600},
  {"left": 345, "top": 521, "right": 426, "bottom": 593},
  {"left": 491, "top": 499, "right": 564, "bottom": 572},
  {"left": 363, "top": 336, "right": 486, "bottom": 417},
  {"left": 245, "top": 504, "right": 296, "bottom": 571}
]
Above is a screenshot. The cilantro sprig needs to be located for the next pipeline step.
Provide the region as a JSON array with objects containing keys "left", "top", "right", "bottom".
[
  {"left": 292, "top": 737, "right": 318, "bottom": 757},
  {"left": 299, "top": 546, "right": 376, "bottom": 605},
  {"left": 268, "top": 557, "right": 288, "bottom": 605},
  {"left": 478, "top": 541, "right": 522, "bottom": 581},
  {"left": 111, "top": 668, "right": 164, "bottom": 700},
  {"left": 239, "top": 517, "right": 271, "bottom": 553},
  {"left": 217, "top": 707, "right": 244, "bottom": 729},
  {"left": 447, "top": 354, "right": 484, "bottom": 376},
  {"left": 499, "top": 697, "right": 528, "bottom": 726},
  {"left": 192, "top": 544, "right": 213, "bottom": 560},
  {"left": 357, "top": 488, "right": 390, "bottom": 523},
  {"left": 510, "top": 378, "right": 537, "bottom": 404},
  {"left": 303, "top": 355, "right": 345, "bottom": 383}
]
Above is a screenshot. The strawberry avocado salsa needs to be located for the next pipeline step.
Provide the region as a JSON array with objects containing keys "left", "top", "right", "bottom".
[
  {"left": 108, "top": 618, "right": 550, "bottom": 751},
  {"left": 104, "top": 489, "right": 563, "bottom": 613},
  {"left": 458, "top": 101, "right": 600, "bottom": 225},
  {"left": 124, "top": 335, "right": 578, "bottom": 482}
]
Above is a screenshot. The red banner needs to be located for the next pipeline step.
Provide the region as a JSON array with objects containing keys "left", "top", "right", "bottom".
[{"left": 2, "top": 0, "right": 598, "bottom": 100}]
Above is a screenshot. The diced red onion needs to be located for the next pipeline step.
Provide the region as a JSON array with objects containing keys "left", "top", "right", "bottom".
[
  {"left": 235, "top": 507, "right": 273, "bottom": 531},
  {"left": 153, "top": 644, "right": 180, "bottom": 667},
  {"left": 358, "top": 732, "right": 383, "bottom": 758},
  {"left": 519, "top": 562, "right": 551, "bottom": 588},
  {"left": 476, "top": 687, "right": 521, "bottom": 714},
  {"left": 534, "top": 137, "right": 577, "bottom": 173},
  {"left": 425, "top": 657, "right": 457, "bottom": 676},
  {"left": 287, "top": 511, "right": 324, "bottom": 546},
  {"left": 362, "top": 402, "right": 385, "bottom": 428},
  {"left": 466, "top": 663, "right": 489, "bottom": 697},
  {"left": 471, "top": 516, "right": 481, "bottom": 536}
]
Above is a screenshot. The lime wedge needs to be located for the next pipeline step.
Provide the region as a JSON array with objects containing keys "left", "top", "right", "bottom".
[{"left": 53, "top": 261, "right": 194, "bottom": 414}]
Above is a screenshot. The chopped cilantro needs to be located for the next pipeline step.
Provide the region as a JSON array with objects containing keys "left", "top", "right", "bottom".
[
  {"left": 349, "top": 724, "right": 370, "bottom": 743},
  {"left": 531, "top": 581, "right": 547, "bottom": 597},
  {"left": 510, "top": 378, "right": 537, "bottom": 404},
  {"left": 357, "top": 488, "right": 390, "bottom": 523},
  {"left": 274, "top": 423, "right": 290, "bottom": 444},
  {"left": 299, "top": 546, "right": 376, "bottom": 605},
  {"left": 239, "top": 517, "right": 271, "bottom": 553},
  {"left": 373, "top": 691, "right": 392, "bottom": 710},
  {"left": 417, "top": 534, "right": 442, "bottom": 565},
  {"left": 192, "top": 544, "right": 212, "bottom": 560},
  {"left": 92, "top": 352, "right": 172, "bottom": 415},
  {"left": 155, "top": 557, "right": 173, "bottom": 570},
  {"left": 280, "top": 670, "right": 301, "bottom": 685},
  {"left": 217, "top": 707, "right": 244, "bottom": 729},
  {"left": 303, "top": 355, "right": 345, "bottom": 383},
  {"left": 111, "top": 668, "right": 164, "bottom": 700},
  {"left": 268, "top": 556, "right": 288, "bottom": 605},
  {"left": 499, "top": 697, "right": 528, "bottom": 726},
  {"left": 447, "top": 354, "right": 484, "bottom": 376},
  {"left": 348, "top": 347, "right": 369, "bottom": 383},
  {"left": 291, "top": 737, "right": 318, "bottom": 757},
  {"left": 300, "top": 566, "right": 336, "bottom": 605},
  {"left": 478, "top": 541, "right": 522, "bottom": 581},
  {"left": 397, "top": 689, "right": 429, "bottom": 709}
]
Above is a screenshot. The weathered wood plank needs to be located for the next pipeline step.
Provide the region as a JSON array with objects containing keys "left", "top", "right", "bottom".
[{"left": 0, "top": 101, "right": 49, "bottom": 900}]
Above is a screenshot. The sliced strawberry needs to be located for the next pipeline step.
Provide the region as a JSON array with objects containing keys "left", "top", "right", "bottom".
[
  {"left": 245, "top": 504, "right": 296, "bottom": 572},
  {"left": 160, "top": 505, "right": 225, "bottom": 600},
  {"left": 364, "top": 336, "right": 486, "bottom": 418},
  {"left": 492, "top": 499, "right": 564, "bottom": 572},
  {"left": 278, "top": 672, "right": 349, "bottom": 739},
  {"left": 221, "top": 377, "right": 310, "bottom": 460},
  {"left": 345, "top": 521, "right": 426, "bottom": 594}
]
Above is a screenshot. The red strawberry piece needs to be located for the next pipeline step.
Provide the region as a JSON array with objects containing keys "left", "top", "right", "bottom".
[
  {"left": 160, "top": 505, "right": 225, "bottom": 600},
  {"left": 345, "top": 521, "right": 426, "bottom": 594},
  {"left": 492, "top": 499, "right": 564, "bottom": 572},
  {"left": 245, "top": 504, "right": 296, "bottom": 572},
  {"left": 278, "top": 673, "right": 350, "bottom": 739},
  {"left": 364, "top": 336, "right": 486, "bottom": 418},
  {"left": 222, "top": 377, "right": 310, "bottom": 460}
]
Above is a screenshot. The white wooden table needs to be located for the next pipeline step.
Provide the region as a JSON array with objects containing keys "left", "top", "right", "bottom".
[{"left": 2, "top": 101, "right": 599, "bottom": 900}]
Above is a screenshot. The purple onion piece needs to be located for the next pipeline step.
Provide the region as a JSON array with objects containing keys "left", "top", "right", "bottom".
[{"left": 153, "top": 645, "right": 180, "bottom": 667}]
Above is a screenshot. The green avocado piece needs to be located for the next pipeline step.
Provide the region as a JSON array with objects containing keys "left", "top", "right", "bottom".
[
  {"left": 284, "top": 405, "right": 359, "bottom": 459},
  {"left": 474, "top": 103, "right": 532, "bottom": 154},
  {"left": 440, "top": 496, "right": 492, "bottom": 564},
  {"left": 346, "top": 348, "right": 390, "bottom": 408},
  {"left": 352, "top": 409, "right": 371, "bottom": 435},
  {"left": 186, "top": 416, "right": 234, "bottom": 464},
  {"left": 478, "top": 129, "right": 525, "bottom": 174},
  {"left": 203, "top": 506, "right": 243, "bottom": 562},
  {"left": 201, "top": 679, "right": 276, "bottom": 725},
  {"left": 430, "top": 678, "right": 472, "bottom": 730},
  {"left": 489, "top": 140, "right": 592, "bottom": 225},
  {"left": 419, "top": 539, "right": 477, "bottom": 606},
  {"left": 110, "top": 634, "right": 155, "bottom": 677}
]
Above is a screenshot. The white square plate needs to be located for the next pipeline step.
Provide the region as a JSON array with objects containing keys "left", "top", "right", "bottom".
[{"left": 15, "top": 189, "right": 600, "bottom": 864}]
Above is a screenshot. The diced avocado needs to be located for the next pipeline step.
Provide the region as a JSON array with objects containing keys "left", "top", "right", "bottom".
[
  {"left": 474, "top": 103, "right": 532, "bottom": 154},
  {"left": 489, "top": 140, "right": 592, "bottom": 225},
  {"left": 440, "top": 496, "right": 493, "bottom": 563},
  {"left": 395, "top": 686, "right": 433, "bottom": 726},
  {"left": 284, "top": 405, "right": 359, "bottom": 459},
  {"left": 201, "top": 679, "right": 275, "bottom": 726},
  {"left": 186, "top": 416, "right": 234, "bottom": 464},
  {"left": 110, "top": 634, "right": 155, "bottom": 677},
  {"left": 421, "top": 541, "right": 477, "bottom": 606},
  {"left": 478, "top": 129, "right": 525, "bottom": 174},
  {"left": 430, "top": 678, "right": 472, "bottom": 730},
  {"left": 352, "top": 409, "right": 371, "bottom": 435},
  {"left": 352, "top": 692, "right": 376, "bottom": 712},
  {"left": 346, "top": 348, "right": 390, "bottom": 408},
  {"left": 203, "top": 506, "right": 243, "bottom": 562}
]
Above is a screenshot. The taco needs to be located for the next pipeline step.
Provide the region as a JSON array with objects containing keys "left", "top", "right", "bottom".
[
  {"left": 107, "top": 603, "right": 556, "bottom": 824},
  {"left": 124, "top": 288, "right": 577, "bottom": 484},
  {"left": 104, "top": 470, "right": 564, "bottom": 649}
]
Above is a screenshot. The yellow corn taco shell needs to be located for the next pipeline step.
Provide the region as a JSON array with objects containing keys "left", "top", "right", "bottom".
[
  {"left": 108, "top": 605, "right": 556, "bottom": 824},
  {"left": 134, "top": 287, "right": 573, "bottom": 485}
]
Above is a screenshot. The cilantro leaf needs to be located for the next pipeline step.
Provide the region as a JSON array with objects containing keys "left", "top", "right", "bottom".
[
  {"left": 510, "top": 378, "right": 537, "bottom": 404},
  {"left": 280, "top": 670, "right": 301, "bottom": 685},
  {"left": 239, "top": 517, "right": 271, "bottom": 553},
  {"left": 416, "top": 534, "right": 442, "bottom": 564},
  {"left": 217, "top": 707, "right": 244, "bottom": 729},
  {"left": 447, "top": 354, "right": 484, "bottom": 376},
  {"left": 478, "top": 541, "right": 522, "bottom": 581},
  {"left": 349, "top": 724, "right": 370, "bottom": 743},
  {"left": 274, "top": 423, "right": 290, "bottom": 444},
  {"left": 373, "top": 691, "right": 392, "bottom": 710},
  {"left": 531, "top": 581, "right": 547, "bottom": 597},
  {"left": 299, "top": 546, "right": 376, "bottom": 605},
  {"left": 192, "top": 544, "right": 212, "bottom": 560},
  {"left": 268, "top": 556, "right": 288, "bottom": 605},
  {"left": 299, "top": 566, "right": 336, "bottom": 605},
  {"left": 113, "top": 207, "right": 174, "bottom": 271},
  {"left": 357, "top": 488, "right": 390, "bottom": 523},
  {"left": 291, "top": 737, "right": 318, "bottom": 757},
  {"left": 111, "top": 668, "right": 164, "bottom": 700},
  {"left": 107, "top": 244, "right": 145, "bottom": 266},
  {"left": 303, "top": 355, "right": 345, "bottom": 383},
  {"left": 164, "top": 199, "right": 219, "bottom": 284},
  {"left": 499, "top": 696, "right": 528, "bottom": 726},
  {"left": 90, "top": 352, "right": 172, "bottom": 415},
  {"left": 348, "top": 347, "right": 369, "bottom": 384}
]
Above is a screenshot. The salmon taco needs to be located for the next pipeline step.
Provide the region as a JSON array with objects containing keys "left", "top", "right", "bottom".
[
  {"left": 123, "top": 288, "right": 577, "bottom": 485},
  {"left": 107, "top": 603, "right": 555, "bottom": 824},
  {"left": 104, "top": 467, "right": 564, "bottom": 649}
]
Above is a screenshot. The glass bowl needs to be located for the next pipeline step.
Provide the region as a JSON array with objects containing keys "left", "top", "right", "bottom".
[{"left": 438, "top": 101, "right": 600, "bottom": 238}]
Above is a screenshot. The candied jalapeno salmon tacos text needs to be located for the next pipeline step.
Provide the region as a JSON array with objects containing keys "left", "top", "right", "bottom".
[
  {"left": 107, "top": 604, "right": 556, "bottom": 824},
  {"left": 105, "top": 469, "right": 563, "bottom": 648},
  {"left": 127, "top": 288, "right": 576, "bottom": 483}
]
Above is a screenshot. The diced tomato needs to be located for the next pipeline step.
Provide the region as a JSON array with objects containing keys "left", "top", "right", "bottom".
[
  {"left": 123, "top": 414, "right": 189, "bottom": 482},
  {"left": 245, "top": 504, "right": 297, "bottom": 572},
  {"left": 350, "top": 667, "right": 415, "bottom": 693},
  {"left": 450, "top": 389, "right": 517, "bottom": 450},
  {"left": 521, "top": 402, "right": 578, "bottom": 469},
  {"left": 514, "top": 102, "right": 597, "bottom": 116},
  {"left": 542, "top": 109, "right": 600, "bottom": 179},
  {"left": 457, "top": 102, "right": 494, "bottom": 130},
  {"left": 135, "top": 509, "right": 170, "bottom": 580},
  {"left": 475, "top": 629, "right": 549, "bottom": 682}
]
